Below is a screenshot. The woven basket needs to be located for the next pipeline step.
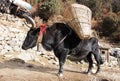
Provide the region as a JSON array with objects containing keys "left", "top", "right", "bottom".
[{"left": 63, "top": 3, "right": 92, "bottom": 39}]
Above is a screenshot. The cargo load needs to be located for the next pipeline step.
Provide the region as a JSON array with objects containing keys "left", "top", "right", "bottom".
[{"left": 63, "top": 3, "right": 92, "bottom": 39}]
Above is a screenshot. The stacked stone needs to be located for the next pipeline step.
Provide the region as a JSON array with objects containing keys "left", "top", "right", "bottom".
[
  {"left": 0, "top": 25, "right": 24, "bottom": 53},
  {"left": 0, "top": 13, "right": 58, "bottom": 65},
  {"left": 0, "top": 14, "right": 28, "bottom": 54}
]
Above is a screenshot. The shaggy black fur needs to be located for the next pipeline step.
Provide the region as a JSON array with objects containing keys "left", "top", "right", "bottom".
[{"left": 22, "top": 23, "right": 103, "bottom": 76}]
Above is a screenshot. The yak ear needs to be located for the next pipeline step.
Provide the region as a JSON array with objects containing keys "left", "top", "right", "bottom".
[
  {"left": 31, "top": 28, "right": 40, "bottom": 35},
  {"left": 35, "top": 28, "right": 40, "bottom": 33}
]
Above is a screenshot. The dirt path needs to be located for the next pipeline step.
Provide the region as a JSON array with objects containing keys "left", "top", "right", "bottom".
[{"left": 0, "top": 59, "right": 119, "bottom": 81}]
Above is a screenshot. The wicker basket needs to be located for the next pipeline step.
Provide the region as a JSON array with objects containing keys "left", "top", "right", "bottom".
[{"left": 63, "top": 3, "right": 92, "bottom": 39}]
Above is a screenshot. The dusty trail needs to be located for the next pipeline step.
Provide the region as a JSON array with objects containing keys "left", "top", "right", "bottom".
[{"left": 0, "top": 59, "right": 119, "bottom": 81}]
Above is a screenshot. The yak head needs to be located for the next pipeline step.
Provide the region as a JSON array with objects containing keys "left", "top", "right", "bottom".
[
  {"left": 22, "top": 24, "right": 56, "bottom": 51},
  {"left": 22, "top": 28, "right": 40, "bottom": 50}
]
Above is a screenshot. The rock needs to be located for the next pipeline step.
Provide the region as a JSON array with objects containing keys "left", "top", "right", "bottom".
[
  {"left": 3, "top": 54, "right": 14, "bottom": 58},
  {"left": 1, "top": 49, "right": 8, "bottom": 55},
  {"left": 34, "top": 57, "right": 45, "bottom": 65},
  {"left": 4, "top": 37, "right": 11, "bottom": 41},
  {"left": 3, "top": 44, "right": 12, "bottom": 51},
  {"left": 8, "top": 58, "right": 25, "bottom": 64},
  {"left": 0, "top": 37, "right": 4, "bottom": 41},
  {"left": 17, "top": 53, "right": 35, "bottom": 62},
  {"left": 13, "top": 46, "right": 21, "bottom": 52},
  {"left": 0, "top": 45, "right": 3, "bottom": 50}
]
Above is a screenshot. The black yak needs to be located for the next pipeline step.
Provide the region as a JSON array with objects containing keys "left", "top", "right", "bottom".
[{"left": 22, "top": 23, "right": 103, "bottom": 76}]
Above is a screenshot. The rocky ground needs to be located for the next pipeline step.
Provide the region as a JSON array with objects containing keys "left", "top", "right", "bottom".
[
  {"left": 0, "top": 13, "right": 120, "bottom": 81},
  {"left": 0, "top": 57, "right": 120, "bottom": 81}
]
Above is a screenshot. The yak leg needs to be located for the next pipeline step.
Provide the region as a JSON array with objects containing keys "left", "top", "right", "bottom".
[
  {"left": 58, "top": 53, "right": 67, "bottom": 77},
  {"left": 91, "top": 38, "right": 103, "bottom": 74},
  {"left": 87, "top": 52, "right": 93, "bottom": 74},
  {"left": 93, "top": 50, "right": 103, "bottom": 74},
  {"left": 55, "top": 49, "right": 68, "bottom": 77}
]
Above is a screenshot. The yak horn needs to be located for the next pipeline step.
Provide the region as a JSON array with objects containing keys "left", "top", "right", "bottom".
[{"left": 23, "top": 13, "right": 36, "bottom": 28}]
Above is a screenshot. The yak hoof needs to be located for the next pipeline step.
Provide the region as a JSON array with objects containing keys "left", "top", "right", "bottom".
[{"left": 57, "top": 73, "right": 63, "bottom": 77}]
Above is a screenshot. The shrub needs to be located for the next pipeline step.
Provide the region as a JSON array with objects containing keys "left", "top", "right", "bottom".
[{"left": 100, "top": 12, "right": 120, "bottom": 42}]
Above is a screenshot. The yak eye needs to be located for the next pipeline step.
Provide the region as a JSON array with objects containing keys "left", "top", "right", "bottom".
[{"left": 30, "top": 28, "right": 40, "bottom": 36}]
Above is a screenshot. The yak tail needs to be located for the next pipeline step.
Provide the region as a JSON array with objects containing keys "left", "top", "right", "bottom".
[{"left": 99, "top": 54, "right": 104, "bottom": 65}]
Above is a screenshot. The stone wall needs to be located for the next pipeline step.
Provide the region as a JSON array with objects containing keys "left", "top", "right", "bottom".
[
  {"left": 0, "top": 14, "right": 57, "bottom": 65},
  {"left": 0, "top": 14, "right": 33, "bottom": 60}
]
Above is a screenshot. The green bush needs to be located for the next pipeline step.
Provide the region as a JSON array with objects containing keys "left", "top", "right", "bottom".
[
  {"left": 100, "top": 12, "right": 120, "bottom": 42},
  {"left": 38, "top": 0, "right": 63, "bottom": 21},
  {"left": 38, "top": 0, "right": 54, "bottom": 21}
]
